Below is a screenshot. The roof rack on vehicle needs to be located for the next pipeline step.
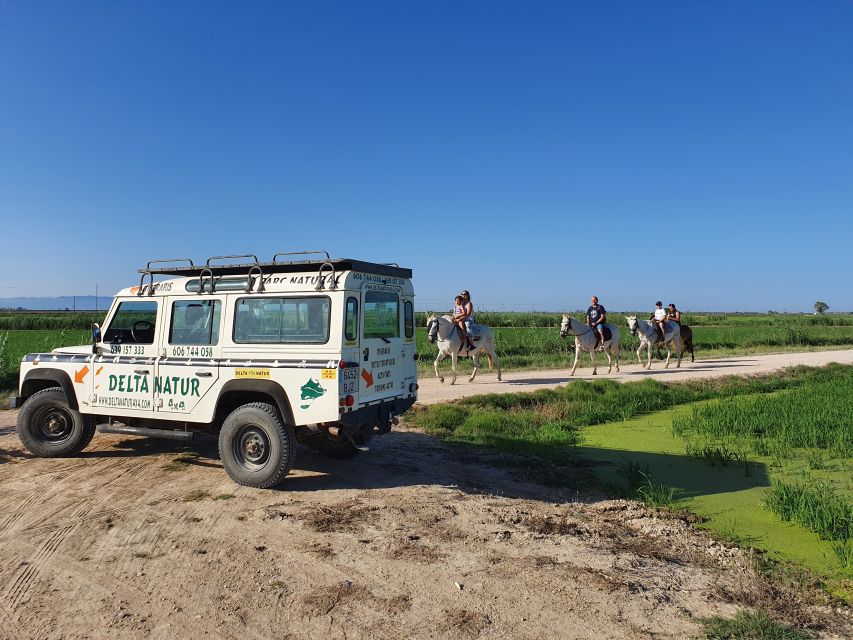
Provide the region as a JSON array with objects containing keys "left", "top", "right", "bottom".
[
  {"left": 138, "top": 259, "right": 199, "bottom": 296},
  {"left": 147, "top": 258, "right": 195, "bottom": 270},
  {"left": 206, "top": 254, "right": 259, "bottom": 267},
  {"left": 272, "top": 250, "right": 331, "bottom": 263},
  {"left": 138, "top": 252, "right": 411, "bottom": 296}
]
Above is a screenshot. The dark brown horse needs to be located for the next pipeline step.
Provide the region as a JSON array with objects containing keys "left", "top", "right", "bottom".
[
  {"left": 679, "top": 324, "right": 695, "bottom": 362},
  {"left": 652, "top": 322, "right": 695, "bottom": 362}
]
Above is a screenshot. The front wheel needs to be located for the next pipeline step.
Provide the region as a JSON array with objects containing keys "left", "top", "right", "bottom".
[
  {"left": 218, "top": 403, "right": 296, "bottom": 488},
  {"left": 17, "top": 388, "right": 96, "bottom": 457}
]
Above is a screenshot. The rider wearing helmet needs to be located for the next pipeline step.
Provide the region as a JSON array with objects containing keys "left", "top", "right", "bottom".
[{"left": 652, "top": 301, "right": 667, "bottom": 340}]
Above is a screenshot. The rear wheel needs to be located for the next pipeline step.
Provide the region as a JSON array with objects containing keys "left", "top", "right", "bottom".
[
  {"left": 218, "top": 403, "right": 296, "bottom": 488},
  {"left": 307, "top": 433, "right": 360, "bottom": 460},
  {"left": 17, "top": 388, "right": 96, "bottom": 457}
]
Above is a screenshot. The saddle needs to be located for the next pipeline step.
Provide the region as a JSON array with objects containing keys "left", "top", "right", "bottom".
[
  {"left": 457, "top": 324, "right": 482, "bottom": 341},
  {"left": 594, "top": 326, "right": 612, "bottom": 348},
  {"left": 654, "top": 321, "right": 679, "bottom": 343}
]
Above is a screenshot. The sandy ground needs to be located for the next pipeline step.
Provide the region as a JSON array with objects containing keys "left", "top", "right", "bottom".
[
  {"left": 1, "top": 350, "right": 852, "bottom": 639},
  {"left": 417, "top": 348, "right": 853, "bottom": 404}
]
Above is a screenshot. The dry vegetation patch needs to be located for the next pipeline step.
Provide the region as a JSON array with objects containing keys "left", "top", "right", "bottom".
[
  {"left": 301, "top": 582, "right": 369, "bottom": 616},
  {"left": 442, "top": 608, "right": 492, "bottom": 638},
  {"left": 388, "top": 538, "right": 446, "bottom": 563},
  {"left": 299, "top": 499, "right": 379, "bottom": 533}
]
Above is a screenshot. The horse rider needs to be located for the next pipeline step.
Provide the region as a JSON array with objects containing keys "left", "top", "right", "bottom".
[
  {"left": 667, "top": 303, "right": 681, "bottom": 324},
  {"left": 651, "top": 301, "right": 667, "bottom": 340},
  {"left": 460, "top": 290, "right": 475, "bottom": 339},
  {"left": 587, "top": 296, "right": 607, "bottom": 348},
  {"left": 452, "top": 294, "right": 476, "bottom": 354}
]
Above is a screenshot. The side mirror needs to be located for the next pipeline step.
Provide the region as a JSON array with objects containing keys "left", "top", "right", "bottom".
[{"left": 91, "top": 323, "right": 102, "bottom": 354}]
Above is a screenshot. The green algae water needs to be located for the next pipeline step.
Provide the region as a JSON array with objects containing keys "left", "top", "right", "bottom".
[{"left": 580, "top": 401, "right": 852, "bottom": 592}]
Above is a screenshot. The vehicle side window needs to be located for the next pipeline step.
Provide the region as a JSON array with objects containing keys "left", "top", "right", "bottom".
[
  {"left": 233, "top": 297, "right": 330, "bottom": 344},
  {"left": 345, "top": 297, "right": 358, "bottom": 341},
  {"left": 404, "top": 300, "right": 414, "bottom": 339},
  {"left": 169, "top": 300, "right": 221, "bottom": 345},
  {"left": 103, "top": 300, "right": 158, "bottom": 344},
  {"left": 363, "top": 290, "right": 399, "bottom": 339}
]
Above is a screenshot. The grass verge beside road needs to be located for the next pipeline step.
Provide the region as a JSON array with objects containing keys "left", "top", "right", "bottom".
[{"left": 406, "top": 364, "right": 853, "bottom": 601}]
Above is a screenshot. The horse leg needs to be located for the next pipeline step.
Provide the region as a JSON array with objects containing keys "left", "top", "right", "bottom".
[
  {"left": 614, "top": 344, "right": 620, "bottom": 372},
  {"left": 646, "top": 340, "right": 653, "bottom": 369},
  {"left": 469, "top": 352, "right": 480, "bottom": 382},
  {"left": 676, "top": 340, "right": 683, "bottom": 368},
  {"left": 434, "top": 351, "right": 447, "bottom": 383},
  {"left": 450, "top": 351, "right": 458, "bottom": 385},
  {"left": 490, "top": 346, "right": 502, "bottom": 381},
  {"left": 636, "top": 341, "right": 644, "bottom": 365},
  {"left": 664, "top": 342, "right": 672, "bottom": 368},
  {"left": 590, "top": 346, "right": 597, "bottom": 375},
  {"left": 605, "top": 344, "right": 613, "bottom": 374},
  {"left": 570, "top": 343, "right": 581, "bottom": 376}
]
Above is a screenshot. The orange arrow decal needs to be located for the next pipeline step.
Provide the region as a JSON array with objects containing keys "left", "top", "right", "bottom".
[
  {"left": 361, "top": 368, "right": 373, "bottom": 387},
  {"left": 74, "top": 365, "right": 90, "bottom": 384}
]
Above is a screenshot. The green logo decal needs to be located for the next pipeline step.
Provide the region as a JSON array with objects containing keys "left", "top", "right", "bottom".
[{"left": 300, "top": 378, "right": 326, "bottom": 409}]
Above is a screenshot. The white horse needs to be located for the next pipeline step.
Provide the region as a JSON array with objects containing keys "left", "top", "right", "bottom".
[
  {"left": 425, "top": 315, "right": 501, "bottom": 384},
  {"left": 559, "top": 316, "right": 621, "bottom": 376},
  {"left": 625, "top": 316, "right": 683, "bottom": 369}
]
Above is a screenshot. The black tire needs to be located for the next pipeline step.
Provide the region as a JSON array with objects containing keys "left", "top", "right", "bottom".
[
  {"left": 218, "top": 402, "right": 296, "bottom": 488},
  {"left": 307, "top": 433, "right": 360, "bottom": 460},
  {"left": 17, "top": 387, "right": 97, "bottom": 457}
]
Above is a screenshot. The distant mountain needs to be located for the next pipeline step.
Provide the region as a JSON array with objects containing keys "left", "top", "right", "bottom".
[{"left": 0, "top": 296, "right": 113, "bottom": 311}]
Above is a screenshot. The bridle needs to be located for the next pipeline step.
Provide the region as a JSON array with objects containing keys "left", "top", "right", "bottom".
[
  {"left": 560, "top": 316, "right": 594, "bottom": 339},
  {"left": 628, "top": 317, "right": 643, "bottom": 337},
  {"left": 426, "top": 319, "right": 439, "bottom": 343}
]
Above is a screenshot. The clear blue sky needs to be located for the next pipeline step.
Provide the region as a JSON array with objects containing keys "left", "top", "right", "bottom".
[{"left": 1, "top": 1, "right": 851, "bottom": 312}]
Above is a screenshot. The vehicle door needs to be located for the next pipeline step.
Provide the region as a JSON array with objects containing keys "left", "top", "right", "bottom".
[
  {"left": 359, "top": 285, "right": 405, "bottom": 403},
  {"left": 91, "top": 299, "right": 160, "bottom": 416},
  {"left": 339, "top": 295, "right": 361, "bottom": 399},
  {"left": 156, "top": 298, "right": 223, "bottom": 419}
]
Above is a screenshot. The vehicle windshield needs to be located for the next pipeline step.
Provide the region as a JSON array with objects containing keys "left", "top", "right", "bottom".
[{"left": 103, "top": 300, "right": 158, "bottom": 344}]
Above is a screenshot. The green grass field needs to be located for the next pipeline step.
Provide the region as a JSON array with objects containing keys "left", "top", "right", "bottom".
[
  {"left": 4, "top": 311, "right": 853, "bottom": 392},
  {"left": 415, "top": 311, "right": 853, "bottom": 328},
  {"left": 407, "top": 364, "right": 853, "bottom": 601},
  {"left": 0, "top": 330, "right": 90, "bottom": 391},
  {"left": 415, "top": 324, "right": 853, "bottom": 375}
]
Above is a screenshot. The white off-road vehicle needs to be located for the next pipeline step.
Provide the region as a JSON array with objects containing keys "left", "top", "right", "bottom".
[{"left": 11, "top": 252, "right": 418, "bottom": 488}]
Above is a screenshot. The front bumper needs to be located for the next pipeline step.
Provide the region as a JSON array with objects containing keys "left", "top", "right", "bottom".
[{"left": 8, "top": 395, "right": 23, "bottom": 410}]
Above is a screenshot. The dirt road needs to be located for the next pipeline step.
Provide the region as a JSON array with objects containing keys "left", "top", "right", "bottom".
[
  {"left": 1, "top": 350, "right": 852, "bottom": 639},
  {"left": 417, "top": 348, "right": 853, "bottom": 404}
]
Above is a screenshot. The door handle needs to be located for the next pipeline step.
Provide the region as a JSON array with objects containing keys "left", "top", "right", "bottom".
[
  {"left": 195, "top": 371, "right": 213, "bottom": 378},
  {"left": 134, "top": 369, "right": 150, "bottom": 375}
]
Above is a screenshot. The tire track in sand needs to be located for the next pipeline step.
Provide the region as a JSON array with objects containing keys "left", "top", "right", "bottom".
[{"left": 2, "top": 524, "right": 79, "bottom": 609}]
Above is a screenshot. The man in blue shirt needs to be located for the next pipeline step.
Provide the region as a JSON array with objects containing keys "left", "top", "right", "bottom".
[{"left": 587, "top": 296, "right": 607, "bottom": 348}]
